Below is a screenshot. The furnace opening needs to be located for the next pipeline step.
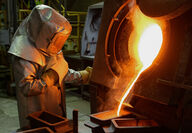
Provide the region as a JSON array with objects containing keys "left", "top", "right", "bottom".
[{"left": 117, "top": 6, "right": 164, "bottom": 116}]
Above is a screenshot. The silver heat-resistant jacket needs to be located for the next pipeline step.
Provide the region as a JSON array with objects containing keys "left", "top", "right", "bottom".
[{"left": 8, "top": 5, "right": 82, "bottom": 128}]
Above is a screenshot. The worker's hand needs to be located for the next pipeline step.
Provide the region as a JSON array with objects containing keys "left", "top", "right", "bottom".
[
  {"left": 79, "top": 66, "right": 93, "bottom": 84},
  {"left": 41, "top": 69, "right": 59, "bottom": 87}
]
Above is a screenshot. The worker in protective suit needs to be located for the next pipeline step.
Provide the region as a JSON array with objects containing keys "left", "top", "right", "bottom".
[{"left": 8, "top": 5, "right": 92, "bottom": 129}]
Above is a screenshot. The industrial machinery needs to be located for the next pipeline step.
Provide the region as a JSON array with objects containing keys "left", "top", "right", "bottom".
[{"left": 88, "top": 0, "right": 192, "bottom": 132}]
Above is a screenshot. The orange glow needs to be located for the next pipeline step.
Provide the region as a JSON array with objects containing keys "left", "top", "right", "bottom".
[{"left": 117, "top": 6, "right": 163, "bottom": 116}]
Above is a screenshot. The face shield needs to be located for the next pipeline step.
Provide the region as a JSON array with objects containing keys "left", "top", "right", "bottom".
[{"left": 47, "top": 27, "right": 69, "bottom": 55}]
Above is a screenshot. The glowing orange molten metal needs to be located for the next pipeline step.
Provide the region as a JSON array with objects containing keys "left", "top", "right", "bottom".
[{"left": 117, "top": 7, "right": 163, "bottom": 116}]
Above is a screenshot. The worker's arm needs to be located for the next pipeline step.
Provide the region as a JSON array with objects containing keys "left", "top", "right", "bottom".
[
  {"left": 64, "top": 67, "right": 93, "bottom": 84},
  {"left": 64, "top": 69, "right": 82, "bottom": 83},
  {"left": 13, "top": 57, "right": 47, "bottom": 96}
]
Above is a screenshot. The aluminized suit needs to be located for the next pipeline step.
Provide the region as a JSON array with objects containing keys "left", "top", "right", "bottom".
[{"left": 8, "top": 5, "right": 83, "bottom": 128}]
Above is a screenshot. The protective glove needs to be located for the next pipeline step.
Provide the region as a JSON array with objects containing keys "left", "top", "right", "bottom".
[
  {"left": 79, "top": 66, "right": 93, "bottom": 84},
  {"left": 41, "top": 69, "right": 59, "bottom": 87}
]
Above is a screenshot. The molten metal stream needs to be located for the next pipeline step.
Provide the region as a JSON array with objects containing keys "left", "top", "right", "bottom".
[
  {"left": 117, "top": 68, "right": 144, "bottom": 116},
  {"left": 117, "top": 23, "right": 163, "bottom": 116}
]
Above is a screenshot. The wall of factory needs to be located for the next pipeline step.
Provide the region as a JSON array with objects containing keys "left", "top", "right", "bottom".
[{"left": 67, "top": 0, "right": 103, "bottom": 11}]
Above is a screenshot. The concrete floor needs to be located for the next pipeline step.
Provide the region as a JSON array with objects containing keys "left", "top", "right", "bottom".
[{"left": 0, "top": 89, "right": 91, "bottom": 133}]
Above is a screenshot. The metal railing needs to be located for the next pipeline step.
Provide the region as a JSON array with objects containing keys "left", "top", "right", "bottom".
[
  {"left": 62, "top": 10, "right": 87, "bottom": 52},
  {"left": 18, "top": 9, "right": 31, "bottom": 22}
]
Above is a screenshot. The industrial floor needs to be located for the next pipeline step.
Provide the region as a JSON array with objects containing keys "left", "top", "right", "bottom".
[{"left": 0, "top": 88, "right": 91, "bottom": 133}]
